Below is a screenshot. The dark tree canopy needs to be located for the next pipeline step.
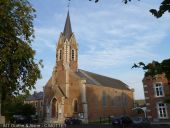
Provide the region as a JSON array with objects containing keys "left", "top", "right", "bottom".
[
  {"left": 2, "top": 95, "right": 36, "bottom": 121},
  {"left": 133, "top": 59, "right": 170, "bottom": 82},
  {"left": 88, "top": 0, "right": 170, "bottom": 18},
  {"left": 0, "top": 0, "right": 42, "bottom": 101}
]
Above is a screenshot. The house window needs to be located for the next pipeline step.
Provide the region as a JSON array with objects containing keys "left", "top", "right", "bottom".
[
  {"left": 35, "top": 102, "right": 38, "bottom": 107},
  {"left": 157, "top": 102, "right": 168, "bottom": 119},
  {"left": 71, "top": 49, "right": 75, "bottom": 61},
  {"left": 154, "top": 82, "right": 164, "bottom": 97}
]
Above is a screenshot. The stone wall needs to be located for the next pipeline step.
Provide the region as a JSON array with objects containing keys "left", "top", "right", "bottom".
[{"left": 86, "top": 84, "right": 134, "bottom": 121}]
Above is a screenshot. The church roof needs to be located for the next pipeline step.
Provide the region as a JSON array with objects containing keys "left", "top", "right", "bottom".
[
  {"left": 76, "top": 69, "right": 131, "bottom": 91},
  {"left": 63, "top": 11, "right": 72, "bottom": 39}
]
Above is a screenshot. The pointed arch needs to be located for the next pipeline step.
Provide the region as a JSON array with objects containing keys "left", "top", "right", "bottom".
[
  {"left": 51, "top": 98, "right": 58, "bottom": 118},
  {"left": 72, "top": 99, "right": 78, "bottom": 113},
  {"left": 57, "top": 49, "right": 62, "bottom": 61},
  {"left": 71, "top": 49, "right": 75, "bottom": 61}
]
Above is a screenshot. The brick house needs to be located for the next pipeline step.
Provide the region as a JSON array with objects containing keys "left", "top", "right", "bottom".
[
  {"left": 143, "top": 73, "right": 170, "bottom": 123},
  {"left": 43, "top": 11, "right": 134, "bottom": 123}
]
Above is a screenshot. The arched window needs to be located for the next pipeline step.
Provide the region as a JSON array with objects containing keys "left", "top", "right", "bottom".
[
  {"left": 73, "top": 99, "right": 78, "bottom": 113},
  {"left": 71, "top": 49, "right": 75, "bottom": 61},
  {"left": 102, "top": 91, "right": 107, "bottom": 108},
  {"left": 58, "top": 49, "right": 62, "bottom": 61}
]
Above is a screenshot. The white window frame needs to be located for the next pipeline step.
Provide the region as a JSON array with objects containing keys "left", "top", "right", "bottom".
[
  {"left": 154, "top": 82, "right": 164, "bottom": 97},
  {"left": 157, "top": 102, "right": 168, "bottom": 119}
]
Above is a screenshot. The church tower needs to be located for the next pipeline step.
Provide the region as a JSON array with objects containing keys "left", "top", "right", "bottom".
[{"left": 56, "top": 11, "right": 78, "bottom": 72}]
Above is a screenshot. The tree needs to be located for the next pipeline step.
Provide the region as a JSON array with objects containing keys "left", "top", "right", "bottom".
[
  {"left": 2, "top": 95, "right": 36, "bottom": 121},
  {"left": 0, "top": 0, "right": 42, "bottom": 105},
  {"left": 132, "top": 59, "right": 170, "bottom": 82},
  {"left": 88, "top": 0, "right": 170, "bottom": 18}
]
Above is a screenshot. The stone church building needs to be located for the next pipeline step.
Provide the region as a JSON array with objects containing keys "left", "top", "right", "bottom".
[{"left": 43, "top": 11, "right": 134, "bottom": 123}]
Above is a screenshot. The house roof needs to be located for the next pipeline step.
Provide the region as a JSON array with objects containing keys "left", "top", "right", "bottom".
[
  {"left": 76, "top": 69, "right": 131, "bottom": 90},
  {"left": 25, "top": 91, "right": 43, "bottom": 101}
]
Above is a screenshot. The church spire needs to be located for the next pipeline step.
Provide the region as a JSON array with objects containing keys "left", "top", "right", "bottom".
[{"left": 63, "top": 11, "right": 72, "bottom": 39}]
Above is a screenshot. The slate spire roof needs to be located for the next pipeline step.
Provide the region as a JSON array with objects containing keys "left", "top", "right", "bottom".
[{"left": 63, "top": 11, "right": 72, "bottom": 39}]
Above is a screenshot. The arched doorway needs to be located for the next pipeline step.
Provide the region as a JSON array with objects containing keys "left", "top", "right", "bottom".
[{"left": 51, "top": 98, "right": 58, "bottom": 118}]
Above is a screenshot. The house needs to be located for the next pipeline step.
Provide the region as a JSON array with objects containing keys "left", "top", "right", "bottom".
[
  {"left": 143, "top": 73, "right": 170, "bottom": 123},
  {"left": 25, "top": 91, "right": 44, "bottom": 122},
  {"left": 43, "top": 11, "right": 134, "bottom": 123}
]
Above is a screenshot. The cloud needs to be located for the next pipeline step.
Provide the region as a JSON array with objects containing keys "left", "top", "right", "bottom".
[
  {"left": 32, "top": 27, "right": 59, "bottom": 53},
  {"left": 68, "top": 2, "right": 169, "bottom": 71}
]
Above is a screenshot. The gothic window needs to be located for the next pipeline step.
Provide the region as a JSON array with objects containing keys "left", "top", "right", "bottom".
[
  {"left": 110, "top": 95, "right": 114, "bottom": 107},
  {"left": 71, "top": 49, "right": 75, "bottom": 61},
  {"left": 102, "top": 92, "right": 107, "bottom": 108},
  {"left": 154, "top": 82, "right": 164, "bottom": 97},
  {"left": 157, "top": 102, "right": 168, "bottom": 119},
  {"left": 114, "top": 94, "right": 121, "bottom": 107},
  {"left": 73, "top": 99, "right": 78, "bottom": 113},
  {"left": 122, "top": 93, "right": 128, "bottom": 106}
]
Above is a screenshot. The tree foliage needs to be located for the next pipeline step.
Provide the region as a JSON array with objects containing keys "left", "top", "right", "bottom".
[
  {"left": 2, "top": 95, "right": 35, "bottom": 121},
  {"left": 149, "top": 0, "right": 170, "bottom": 18},
  {"left": 0, "top": 0, "right": 42, "bottom": 101},
  {"left": 88, "top": 0, "right": 170, "bottom": 18},
  {"left": 132, "top": 59, "right": 170, "bottom": 82}
]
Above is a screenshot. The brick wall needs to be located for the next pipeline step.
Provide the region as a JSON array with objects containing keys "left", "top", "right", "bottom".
[{"left": 143, "top": 74, "right": 170, "bottom": 122}]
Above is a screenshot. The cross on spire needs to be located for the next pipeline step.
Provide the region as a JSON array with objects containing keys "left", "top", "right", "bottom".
[{"left": 67, "top": 0, "right": 70, "bottom": 11}]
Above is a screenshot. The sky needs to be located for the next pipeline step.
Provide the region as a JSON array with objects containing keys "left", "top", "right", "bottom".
[{"left": 30, "top": 0, "right": 170, "bottom": 100}]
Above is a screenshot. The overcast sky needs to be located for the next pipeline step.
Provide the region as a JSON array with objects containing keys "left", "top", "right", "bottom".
[{"left": 30, "top": 0, "right": 170, "bottom": 99}]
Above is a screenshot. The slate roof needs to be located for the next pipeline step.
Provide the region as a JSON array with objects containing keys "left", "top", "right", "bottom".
[
  {"left": 63, "top": 11, "right": 72, "bottom": 39},
  {"left": 25, "top": 91, "right": 43, "bottom": 101},
  {"left": 76, "top": 69, "right": 130, "bottom": 90}
]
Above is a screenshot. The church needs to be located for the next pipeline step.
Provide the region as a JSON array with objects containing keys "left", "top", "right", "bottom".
[{"left": 43, "top": 11, "right": 134, "bottom": 123}]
